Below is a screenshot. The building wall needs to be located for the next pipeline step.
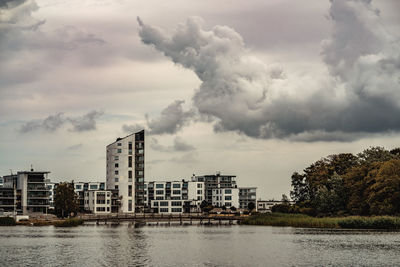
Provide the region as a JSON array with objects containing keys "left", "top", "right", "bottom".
[
  {"left": 191, "top": 173, "right": 237, "bottom": 204},
  {"left": 106, "top": 130, "right": 144, "bottom": 213},
  {"left": 212, "top": 188, "right": 239, "bottom": 208},
  {"left": 84, "top": 190, "right": 111, "bottom": 214},
  {"left": 239, "top": 187, "right": 257, "bottom": 209}
]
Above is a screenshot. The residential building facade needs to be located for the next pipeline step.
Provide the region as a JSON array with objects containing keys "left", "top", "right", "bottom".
[
  {"left": 106, "top": 130, "right": 145, "bottom": 213},
  {"left": 239, "top": 187, "right": 257, "bottom": 210},
  {"left": 2, "top": 170, "right": 50, "bottom": 214},
  {"left": 212, "top": 188, "right": 239, "bottom": 208},
  {"left": 191, "top": 173, "right": 237, "bottom": 204},
  {"left": 84, "top": 190, "right": 112, "bottom": 214}
]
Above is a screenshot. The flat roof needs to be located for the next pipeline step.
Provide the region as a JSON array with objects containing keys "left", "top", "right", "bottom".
[{"left": 106, "top": 129, "right": 144, "bottom": 147}]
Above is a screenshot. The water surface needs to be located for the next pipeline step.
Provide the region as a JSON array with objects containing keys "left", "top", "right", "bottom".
[{"left": 1, "top": 224, "right": 399, "bottom": 266}]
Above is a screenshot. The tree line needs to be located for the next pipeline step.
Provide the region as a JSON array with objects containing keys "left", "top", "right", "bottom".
[{"left": 289, "top": 146, "right": 400, "bottom": 216}]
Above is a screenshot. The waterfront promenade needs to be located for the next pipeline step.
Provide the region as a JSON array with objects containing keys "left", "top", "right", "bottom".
[{"left": 79, "top": 213, "right": 244, "bottom": 225}]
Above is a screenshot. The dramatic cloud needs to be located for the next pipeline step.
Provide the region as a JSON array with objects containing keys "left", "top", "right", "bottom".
[
  {"left": 68, "top": 110, "right": 104, "bottom": 132},
  {"left": 146, "top": 100, "right": 195, "bottom": 135},
  {"left": 19, "top": 113, "right": 65, "bottom": 133},
  {"left": 122, "top": 123, "right": 144, "bottom": 134},
  {"left": 150, "top": 137, "right": 195, "bottom": 152},
  {"left": 137, "top": 0, "right": 400, "bottom": 142},
  {"left": 19, "top": 111, "right": 104, "bottom": 133}
]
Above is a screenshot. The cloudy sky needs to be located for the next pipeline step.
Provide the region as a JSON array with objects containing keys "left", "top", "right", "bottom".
[{"left": 1, "top": 0, "right": 399, "bottom": 199}]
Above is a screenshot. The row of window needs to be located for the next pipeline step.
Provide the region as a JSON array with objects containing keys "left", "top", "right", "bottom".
[
  {"left": 155, "top": 190, "right": 181, "bottom": 195},
  {"left": 214, "top": 196, "right": 232, "bottom": 201},
  {"left": 159, "top": 208, "right": 182, "bottom": 213}
]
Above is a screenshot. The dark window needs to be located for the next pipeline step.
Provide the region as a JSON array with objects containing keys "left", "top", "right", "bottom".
[
  {"left": 128, "top": 185, "right": 132, "bottom": 196},
  {"left": 128, "top": 171, "right": 132, "bottom": 178},
  {"left": 115, "top": 163, "right": 119, "bottom": 168},
  {"left": 128, "top": 142, "right": 132, "bottom": 150},
  {"left": 128, "top": 156, "right": 132, "bottom": 168}
]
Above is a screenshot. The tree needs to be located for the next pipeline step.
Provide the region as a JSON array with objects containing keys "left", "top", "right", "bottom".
[
  {"left": 247, "top": 202, "right": 255, "bottom": 211},
  {"left": 357, "top": 146, "right": 394, "bottom": 164},
  {"left": 230, "top": 206, "right": 237, "bottom": 211},
  {"left": 54, "top": 182, "right": 79, "bottom": 218}
]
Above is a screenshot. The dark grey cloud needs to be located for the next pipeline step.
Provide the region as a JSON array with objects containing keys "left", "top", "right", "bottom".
[
  {"left": 68, "top": 110, "right": 104, "bottom": 132},
  {"left": 146, "top": 100, "right": 195, "bottom": 135},
  {"left": 137, "top": 0, "right": 400, "bottom": 142},
  {"left": 19, "top": 111, "right": 103, "bottom": 133},
  {"left": 19, "top": 112, "right": 64, "bottom": 133},
  {"left": 150, "top": 137, "right": 195, "bottom": 152}
]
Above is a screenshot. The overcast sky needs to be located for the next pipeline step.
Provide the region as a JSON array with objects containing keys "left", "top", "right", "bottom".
[{"left": 1, "top": 0, "right": 399, "bottom": 199}]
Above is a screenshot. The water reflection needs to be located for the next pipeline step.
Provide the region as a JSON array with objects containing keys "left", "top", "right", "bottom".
[{"left": 1, "top": 224, "right": 400, "bottom": 266}]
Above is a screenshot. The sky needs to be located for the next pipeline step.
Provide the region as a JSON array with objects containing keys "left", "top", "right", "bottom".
[{"left": 1, "top": 0, "right": 400, "bottom": 199}]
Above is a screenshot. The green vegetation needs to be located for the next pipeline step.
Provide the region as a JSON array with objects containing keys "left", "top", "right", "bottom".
[
  {"left": 54, "top": 182, "right": 79, "bottom": 218},
  {"left": 289, "top": 146, "right": 400, "bottom": 216},
  {"left": 242, "top": 213, "right": 400, "bottom": 229},
  {"left": 54, "top": 218, "right": 84, "bottom": 227},
  {"left": 0, "top": 217, "right": 16, "bottom": 226}
]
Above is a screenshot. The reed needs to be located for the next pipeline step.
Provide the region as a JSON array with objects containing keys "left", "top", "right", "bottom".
[
  {"left": 0, "top": 217, "right": 16, "bottom": 226},
  {"left": 54, "top": 218, "right": 84, "bottom": 227},
  {"left": 242, "top": 213, "right": 400, "bottom": 229}
]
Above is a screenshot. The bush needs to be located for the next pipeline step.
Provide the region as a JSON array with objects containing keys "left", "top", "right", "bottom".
[
  {"left": 0, "top": 217, "right": 16, "bottom": 226},
  {"left": 54, "top": 218, "right": 84, "bottom": 227},
  {"left": 338, "top": 216, "right": 400, "bottom": 229}
]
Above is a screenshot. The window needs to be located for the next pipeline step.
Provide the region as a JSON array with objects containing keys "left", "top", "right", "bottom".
[
  {"left": 128, "top": 177, "right": 132, "bottom": 182},
  {"left": 171, "top": 201, "right": 182, "bottom": 206},
  {"left": 128, "top": 156, "right": 132, "bottom": 168},
  {"left": 115, "top": 170, "right": 119, "bottom": 175},
  {"left": 115, "top": 163, "right": 119, "bottom": 168},
  {"left": 171, "top": 208, "right": 182, "bottom": 212},
  {"left": 138, "top": 149, "right": 144, "bottom": 154},
  {"left": 197, "top": 183, "right": 202, "bottom": 188},
  {"left": 117, "top": 143, "right": 122, "bottom": 146},
  {"left": 172, "top": 190, "right": 181, "bottom": 194},
  {"left": 128, "top": 185, "right": 132, "bottom": 197},
  {"left": 156, "top": 190, "right": 164, "bottom": 195},
  {"left": 128, "top": 171, "right": 132, "bottom": 178},
  {"left": 160, "top": 208, "right": 168, "bottom": 212},
  {"left": 128, "top": 200, "right": 132, "bottom": 211},
  {"left": 153, "top": 201, "right": 159, "bottom": 207},
  {"left": 117, "top": 149, "right": 122, "bottom": 153},
  {"left": 160, "top": 201, "right": 168, "bottom": 206},
  {"left": 156, "top": 196, "right": 164, "bottom": 200},
  {"left": 156, "top": 184, "right": 164, "bottom": 188},
  {"left": 75, "top": 185, "right": 82, "bottom": 190},
  {"left": 96, "top": 207, "right": 106, "bottom": 212},
  {"left": 197, "top": 190, "right": 202, "bottom": 195},
  {"left": 115, "top": 185, "right": 119, "bottom": 189},
  {"left": 128, "top": 142, "right": 132, "bottom": 150},
  {"left": 115, "top": 156, "right": 119, "bottom": 160},
  {"left": 225, "top": 189, "right": 232, "bottom": 194},
  {"left": 138, "top": 171, "right": 143, "bottom": 176},
  {"left": 173, "top": 184, "right": 181, "bottom": 188},
  {"left": 90, "top": 185, "right": 98, "bottom": 190},
  {"left": 138, "top": 177, "right": 144, "bottom": 183},
  {"left": 225, "top": 196, "right": 232, "bottom": 201},
  {"left": 197, "top": 196, "right": 202, "bottom": 201},
  {"left": 115, "top": 178, "right": 119, "bottom": 182}
]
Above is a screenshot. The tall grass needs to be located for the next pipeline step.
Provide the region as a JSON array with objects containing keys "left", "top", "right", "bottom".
[
  {"left": 242, "top": 213, "right": 400, "bottom": 229},
  {"left": 54, "top": 218, "right": 84, "bottom": 227},
  {"left": 0, "top": 217, "right": 16, "bottom": 226}
]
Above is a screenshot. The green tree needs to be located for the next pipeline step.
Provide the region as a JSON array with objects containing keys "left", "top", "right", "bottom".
[
  {"left": 357, "top": 146, "right": 394, "bottom": 164},
  {"left": 54, "top": 182, "right": 79, "bottom": 218},
  {"left": 247, "top": 202, "right": 255, "bottom": 211},
  {"left": 366, "top": 159, "right": 400, "bottom": 215}
]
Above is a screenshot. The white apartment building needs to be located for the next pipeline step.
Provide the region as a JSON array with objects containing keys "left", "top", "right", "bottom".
[
  {"left": 212, "top": 188, "right": 239, "bottom": 208},
  {"left": 106, "top": 130, "right": 145, "bottom": 213},
  {"left": 145, "top": 180, "right": 205, "bottom": 214},
  {"left": 84, "top": 190, "right": 112, "bottom": 214}
]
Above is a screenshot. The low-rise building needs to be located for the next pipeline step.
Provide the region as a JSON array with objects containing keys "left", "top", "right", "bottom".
[
  {"left": 74, "top": 182, "right": 105, "bottom": 212},
  {"left": 145, "top": 180, "right": 205, "bottom": 214}
]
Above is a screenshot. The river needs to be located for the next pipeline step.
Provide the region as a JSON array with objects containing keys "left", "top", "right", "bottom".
[{"left": 1, "top": 223, "right": 399, "bottom": 266}]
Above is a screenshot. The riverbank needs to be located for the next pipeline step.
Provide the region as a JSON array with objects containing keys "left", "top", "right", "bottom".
[
  {"left": 0, "top": 217, "right": 84, "bottom": 227},
  {"left": 242, "top": 213, "right": 400, "bottom": 229}
]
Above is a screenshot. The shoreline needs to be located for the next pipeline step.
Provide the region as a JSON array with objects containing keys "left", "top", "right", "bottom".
[{"left": 241, "top": 213, "right": 400, "bottom": 230}]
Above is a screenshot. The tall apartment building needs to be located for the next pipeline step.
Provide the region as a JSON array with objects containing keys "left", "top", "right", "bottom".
[
  {"left": 106, "top": 130, "right": 145, "bottom": 213},
  {"left": 191, "top": 173, "right": 237, "bottom": 204}
]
